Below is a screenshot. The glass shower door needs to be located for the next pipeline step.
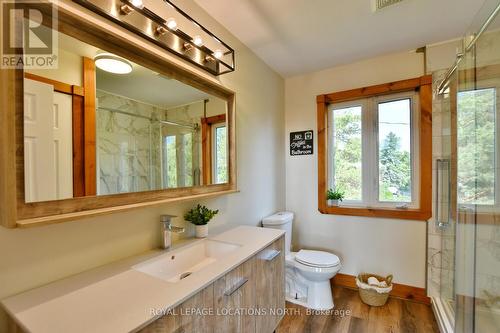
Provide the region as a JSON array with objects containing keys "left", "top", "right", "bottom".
[{"left": 455, "top": 2, "right": 500, "bottom": 331}]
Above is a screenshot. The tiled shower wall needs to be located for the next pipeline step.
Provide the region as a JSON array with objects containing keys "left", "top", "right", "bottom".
[
  {"left": 96, "top": 91, "right": 205, "bottom": 195},
  {"left": 96, "top": 90, "right": 161, "bottom": 195}
]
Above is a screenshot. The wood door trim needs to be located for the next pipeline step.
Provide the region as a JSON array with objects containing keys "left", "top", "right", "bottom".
[
  {"left": 317, "top": 75, "right": 432, "bottom": 221},
  {"left": 24, "top": 72, "right": 84, "bottom": 96},
  {"left": 332, "top": 273, "right": 430, "bottom": 304},
  {"left": 82, "top": 57, "right": 97, "bottom": 196}
]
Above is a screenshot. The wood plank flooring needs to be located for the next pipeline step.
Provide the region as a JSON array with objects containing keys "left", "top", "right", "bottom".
[{"left": 276, "top": 286, "right": 439, "bottom": 333}]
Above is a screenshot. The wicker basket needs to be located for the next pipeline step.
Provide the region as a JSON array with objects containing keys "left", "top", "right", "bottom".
[{"left": 356, "top": 273, "right": 393, "bottom": 306}]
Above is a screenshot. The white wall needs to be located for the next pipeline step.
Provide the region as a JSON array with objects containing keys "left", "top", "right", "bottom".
[
  {"left": 0, "top": 0, "right": 285, "bottom": 330},
  {"left": 285, "top": 51, "right": 428, "bottom": 287}
]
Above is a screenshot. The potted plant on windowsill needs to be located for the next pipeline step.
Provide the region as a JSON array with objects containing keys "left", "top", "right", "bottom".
[
  {"left": 184, "top": 204, "right": 219, "bottom": 238},
  {"left": 327, "top": 188, "right": 345, "bottom": 206}
]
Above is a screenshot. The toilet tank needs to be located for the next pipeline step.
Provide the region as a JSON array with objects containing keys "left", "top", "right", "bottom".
[{"left": 262, "top": 212, "right": 293, "bottom": 255}]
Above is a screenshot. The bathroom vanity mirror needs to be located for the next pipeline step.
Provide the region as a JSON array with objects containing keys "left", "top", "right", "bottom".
[
  {"left": 0, "top": 5, "right": 235, "bottom": 228},
  {"left": 24, "top": 28, "right": 228, "bottom": 203}
]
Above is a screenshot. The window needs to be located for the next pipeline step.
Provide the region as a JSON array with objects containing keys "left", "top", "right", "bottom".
[
  {"left": 201, "top": 114, "right": 227, "bottom": 185},
  {"left": 163, "top": 135, "right": 177, "bottom": 188},
  {"left": 329, "top": 92, "right": 418, "bottom": 208},
  {"left": 213, "top": 123, "right": 228, "bottom": 184},
  {"left": 317, "top": 76, "right": 432, "bottom": 220}
]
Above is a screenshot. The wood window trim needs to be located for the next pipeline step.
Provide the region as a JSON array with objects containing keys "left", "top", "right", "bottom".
[
  {"left": 201, "top": 114, "right": 227, "bottom": 185},
  {"left": 317, "top": 75, "right": 432, "bottom": 221}
]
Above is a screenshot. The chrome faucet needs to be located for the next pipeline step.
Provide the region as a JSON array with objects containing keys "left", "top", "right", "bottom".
[{"left": 160, "top": 215, "right": 185, "bottom": 250}]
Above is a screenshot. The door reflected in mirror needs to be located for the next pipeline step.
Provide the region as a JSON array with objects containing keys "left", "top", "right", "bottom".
[{"left": 23, "top": 26, "right": 228, "bottom": 203}]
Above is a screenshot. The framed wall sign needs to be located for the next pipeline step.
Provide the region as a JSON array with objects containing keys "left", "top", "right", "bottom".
[{"left": 290, "top": 130, "right": 313, "bottom": 156}]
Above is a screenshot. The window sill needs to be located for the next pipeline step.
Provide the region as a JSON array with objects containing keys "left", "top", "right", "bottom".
[{"left": 319, "top": 205, "right": 431, "bottom": 221}]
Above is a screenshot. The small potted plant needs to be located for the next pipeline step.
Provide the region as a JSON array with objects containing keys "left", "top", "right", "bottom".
[
  {"left": 327, "top": 188, "right": 345, "bottom": 206},
  {"left": 184, "top": 204, "right": 219, "bottom": 238}
]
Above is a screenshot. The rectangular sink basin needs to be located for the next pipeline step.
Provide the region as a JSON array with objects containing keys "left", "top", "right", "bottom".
[{"left": 133, "top": 239, "right": 241, "bottom": 283}]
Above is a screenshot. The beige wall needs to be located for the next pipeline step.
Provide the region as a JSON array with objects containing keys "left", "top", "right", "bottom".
[
  {"left": 26, "top": 48, "right": 83, "bottom": 86},
  {"left": 0, "top": 0, "right": 285, "bottom": 330},
  {"left": 285, "top": 51, "right": 428, "bottom": 287}
]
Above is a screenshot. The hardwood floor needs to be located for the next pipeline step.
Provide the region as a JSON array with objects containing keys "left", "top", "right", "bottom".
[{"left": 276, "top": 286, "right": 439, "bottom": 333}]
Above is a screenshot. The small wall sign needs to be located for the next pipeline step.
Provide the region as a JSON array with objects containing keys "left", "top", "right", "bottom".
[{"left": 290, "top": 130, "right": 313, "bottom": 156}]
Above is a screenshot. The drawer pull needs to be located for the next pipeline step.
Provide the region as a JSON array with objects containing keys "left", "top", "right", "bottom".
[
  {"left": 224, "top": 278, "right": 249, "bottom": 296},
  {"left": 263, "top": 249, "right": 281, "bottom": 261}
]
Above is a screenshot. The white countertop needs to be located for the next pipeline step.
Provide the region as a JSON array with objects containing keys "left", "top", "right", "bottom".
[{"left": 1, "top": 226, "right": 285, "bottom": 333}]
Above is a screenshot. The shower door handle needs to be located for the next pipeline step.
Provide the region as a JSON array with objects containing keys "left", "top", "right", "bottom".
[{"left": 436, "top": 159, "right": 451, "bottom": 230}]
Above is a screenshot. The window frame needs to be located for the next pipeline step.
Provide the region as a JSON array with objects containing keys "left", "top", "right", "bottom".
[
  {"left": 328, "top": 91, "right": 420, "bottom": 209},
  {"left": 201, "top": 114, "right": 227, "bottom": 185},
  {"left": 317, "top": 75, "right": 432, "bottom": 221},
  {"left": 212, "top": 122, "right": 228, "bottom": 184}
]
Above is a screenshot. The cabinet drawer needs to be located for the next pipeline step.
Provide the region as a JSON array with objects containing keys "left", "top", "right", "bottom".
[
  {"left": 214, "top": 258, "right": 255, "bottom": 333},
  {"left": 139, "top": 284, "right": 214, "bottom": 333},
  {"left": 255, "top": 236, "right": 285, "bottom": 333}
]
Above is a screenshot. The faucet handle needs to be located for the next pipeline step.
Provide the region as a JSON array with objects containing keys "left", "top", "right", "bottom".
[{"left": 160, "top": 214, "right": 177, "bottom": 223}]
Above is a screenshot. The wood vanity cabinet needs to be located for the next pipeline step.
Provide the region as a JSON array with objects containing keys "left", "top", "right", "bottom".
[
  {"left": 139, "top": 285, "right": 215, "bottom": 333},
  {"left": 139, "top": 235, "right": 285, "bottom": 333},
  {"left": 214, "top": 257, "right": 256, "bottom": 333},
  {"left": 254, "top": 236, "right": 285, "bottom": 333}
]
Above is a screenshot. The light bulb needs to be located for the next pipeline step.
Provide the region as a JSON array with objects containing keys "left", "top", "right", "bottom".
[
  {"left": 130, "top": 0, "right": 143, "bottom": 8},
  {"left": 166, "top": 18, "right": 177, "bottom": 30},
  {"left": 213, "top": 49, "right": 224, "bottom": 59},
  {"left": 192, "top": 35, "right": 203, "bottom": 47}
]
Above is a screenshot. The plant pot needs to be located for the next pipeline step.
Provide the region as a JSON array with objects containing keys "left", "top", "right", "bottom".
[
  {"left": 195, "top": 224, "right": 208, "bottom": 238},
  {"left": 327, "top": 199, "right": 339, "bottom": 206}
]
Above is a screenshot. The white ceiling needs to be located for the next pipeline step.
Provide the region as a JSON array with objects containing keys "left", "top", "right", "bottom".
[
  {"left": 193, "top": 0, "right": 487, "bottom": 77},
  {"left": 96, "top": 65, "right": 210, "bottom": 108}
]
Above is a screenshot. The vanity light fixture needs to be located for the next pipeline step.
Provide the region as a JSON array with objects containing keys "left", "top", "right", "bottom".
[
  {"left": 73, "top": 0, "right": 235, "bottom": 75},
  {"left": 129, "top": 0, "right": 143, "bottom": 8},
  {"left": 156, "top": 25, "right": 168, "bottom": 35},
  {"left": 94, "top": 53, "right": 133, "bottom": 74},
  {"left": 192, "top": 35, "right": 203, "bottom": 47},
  {"left": 213, "top": 49, "right": 224, "bottom": 59},
  {"left": 165, "top": 18, "right": 177, "bottom": 30},
  {"left": 120, "top": 0, "right": 143, "bottom": 15}
]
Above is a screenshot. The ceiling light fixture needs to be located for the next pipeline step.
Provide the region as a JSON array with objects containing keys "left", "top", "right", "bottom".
[
  {"left": 74, "top": 0, "right": 235, "bottom": 75},
  {"left": 94, "top": 54, "right": 133, "bottom": 74}
]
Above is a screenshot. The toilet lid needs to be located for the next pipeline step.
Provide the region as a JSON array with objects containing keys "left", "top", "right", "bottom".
[{"left": 295, "top": 250, "right": 340, "bottom": 268}]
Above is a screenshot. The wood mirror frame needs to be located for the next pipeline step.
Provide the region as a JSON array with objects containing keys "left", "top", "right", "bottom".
[{"left": 0, "top": 5, "right": 236, "bottom": 229}]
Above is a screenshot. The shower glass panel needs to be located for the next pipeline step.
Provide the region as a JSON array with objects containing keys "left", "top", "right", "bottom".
[
  {"left": 433, "top": 69, "right": 458, "bottom": 332},
  {"left": 455, "top": 1, "right": 500, "bottom": 331}
]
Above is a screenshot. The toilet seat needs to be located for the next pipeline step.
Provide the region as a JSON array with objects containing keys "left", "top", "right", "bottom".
[{"left": 295, "top": 250, "right": 340, "bottom": 268}]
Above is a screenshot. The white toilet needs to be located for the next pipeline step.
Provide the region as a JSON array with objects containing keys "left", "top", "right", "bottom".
[{"left": 262, "top": 212, "right": 341, "bottom": 310}]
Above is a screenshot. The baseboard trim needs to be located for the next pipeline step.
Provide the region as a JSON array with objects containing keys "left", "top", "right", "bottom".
[{"left": 332, "top": 273, "right": 430, "bottom": 305}]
